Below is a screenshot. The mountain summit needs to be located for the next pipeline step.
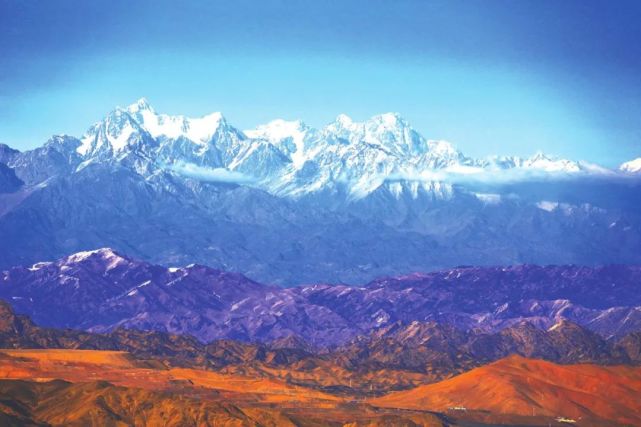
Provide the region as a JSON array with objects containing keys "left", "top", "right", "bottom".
[
  {"left": 13, "top": 99, "right": 606, "bottom": 199},
  {"left": 0, "top": 100, "right": 640, "bottom": 284}
]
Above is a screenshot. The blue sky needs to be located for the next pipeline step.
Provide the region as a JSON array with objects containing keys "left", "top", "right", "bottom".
[{"left": 1, "top": 0, "right": 640, "bottom": 166}]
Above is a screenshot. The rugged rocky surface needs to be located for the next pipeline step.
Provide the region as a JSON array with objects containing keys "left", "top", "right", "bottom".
[
  {"left": 0, "top": 344, "right": 638, "bottom": 426},
  {"left": 2, "top": 249, "right": 641, "bottom": 346},
  {"left": 1, "top": 279, "right": 640, "bottom": 385},
  {"left": 338, "top": 318, "right": 639, "bottom": 377},
  {"left": 0, "top": 379, "right": 278, "bottom": 426}
]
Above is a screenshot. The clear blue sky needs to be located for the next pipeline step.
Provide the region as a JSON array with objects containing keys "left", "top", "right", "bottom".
[{"left": 1, "top": 0, "right": 640, "bottom": 166}]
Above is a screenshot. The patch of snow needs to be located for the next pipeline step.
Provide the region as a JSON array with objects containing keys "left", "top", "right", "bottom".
[{"left": 231, "top": 297, "right": 249, "bottom": 311}]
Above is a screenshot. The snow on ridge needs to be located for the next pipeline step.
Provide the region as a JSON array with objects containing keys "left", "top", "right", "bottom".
[
  {"left": 125, "top": 98, "right": 225, "bottom": 143},
  {"left": 620, "top": 157, "right": 641, "bottom": 173},
  {"left": 60, "top": 99, "right": 624, "bottom": 201},
  {"left": 64, "top": 248, "right": 125, "bottom": 263}
]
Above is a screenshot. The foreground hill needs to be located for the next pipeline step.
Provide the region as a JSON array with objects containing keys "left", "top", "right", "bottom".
[
  {"left": 0, "top": 348, "right": 639, "bottom": 426},
  {"left": 0, "top": 303, "right": 640, "bottom": 425},
  {"left": 0, "top": 380, "right": 288, "bottom": 426},
  {"left": 370, "top": 355, "right": 641, "bottom": 426},
  {"left": 1, "top": 296, "right": 641, "bottom": 397},
  {"left": 0, "top": 349, "right": 447, "bottom": 427},
  {"left": 2, "top": 249, "right": 641, "bottom": 345}
]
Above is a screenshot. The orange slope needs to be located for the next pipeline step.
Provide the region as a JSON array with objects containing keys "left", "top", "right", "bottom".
[
  {"left": 370, "top": 355, "right": 641, "bottom": 426},
  {"left": 0, "top": 349, "right": 341, "bottom": 406},
  {"left": 0, "top": 349, "right": 136, "bottom": 368}
]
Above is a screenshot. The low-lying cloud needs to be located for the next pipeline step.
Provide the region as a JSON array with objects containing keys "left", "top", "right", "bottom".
[
  {"left": 384, "top": 165, "right": 630, "bottom": 186},
  {"left": 167, "top": 162, "right": 256, "bottom": 184}
]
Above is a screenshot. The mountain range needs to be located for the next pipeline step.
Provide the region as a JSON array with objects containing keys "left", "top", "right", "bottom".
[
  {"left": 2, "top": 249, "right": 641, "bottom": 348},
  {"left": 1, "top": 247, "right": 641, "bottom": 425},
  {"left": 0, "top": 292, "right": 640, "bottom": 426},
  {"left": 1, "top": 290, "right": 640, "bottom": 393},
  {"left": 1, "top": 99, "right": 640, "bottom": 284}
]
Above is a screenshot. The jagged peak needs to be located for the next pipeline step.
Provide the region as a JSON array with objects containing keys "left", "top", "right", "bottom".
[
  {"left": 369, "top": 112, "right": 408, "bottom": 127},
  {"left": 546, "top": 319, "right": 595, "bottom": 335},
  {"left": 525, "top": 151, "right": 581, "bottom": 172},
  {"left": 125, "top": 97, "right": 155, "bottom": 114},
  {"left": 267, "top": 118, "right": 307, "bottom": 130},
  {"left": 63, "top": 248, "right": 129, "bottom": 264},
  {"left": 44, "top": 134, "right": 81, "bottom": 148},
  {"left": 529, "top": 151, "right": 552, "bottom": 162},
  {"left": 328, "top": 112, "right": 411, "bottom": 130},
  {"left": 244, "top": 118, "right": 309, "bottom": 140},
  {"left": 334, "top": 113, "right": 353, "bottom": 125}
]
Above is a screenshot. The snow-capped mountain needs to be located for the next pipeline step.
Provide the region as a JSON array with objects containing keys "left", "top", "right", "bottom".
[
  {"left": 620, "top": 157, "right": 641, "bottom": 173},
  {"left": 0, "top": 99, "right": 640, "bottom": 285},
  {"left": 29, "top": 98, "right": 605, "bottom": 199},
  {"left": 482, "top": 153, "right": 582, "bottom": 172}
]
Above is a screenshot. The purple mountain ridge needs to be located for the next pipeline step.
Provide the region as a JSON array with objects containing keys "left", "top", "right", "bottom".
[{"left": 1, "top": 248, "right": 641, "bottom": 346}]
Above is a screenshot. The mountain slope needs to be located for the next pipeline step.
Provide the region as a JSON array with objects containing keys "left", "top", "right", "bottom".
[
  {"left": 2, "top": 250, "right": 641, "bottom": 346},
  {"left": 1, "top": 100, "right": 640, "bottom": 284},
  {"left": 0, "top": 163, "right": 22, "bottom": 193},
  {"left": 370, "top": 355, "right": 641, "bottom": 426},
  {"left": 0, "top": 379, "right": 282, "bottom": 427}
]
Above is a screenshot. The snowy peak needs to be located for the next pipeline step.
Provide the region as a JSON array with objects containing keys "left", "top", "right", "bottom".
[
  {"left": 75, "top": 100, "right": 249, "bottom": 175},
  {"left": 43, "top": 135, "right": 82, "bottom": 154},
  {"left": 334, "top": 113, "right": 353, "bottom": 126},
  {"left": 243, "top": 119, "right": 310, "bottom": 168},
  {"left": 123, "top": 99, "right": 228, "bottom": 144},
  {"left": 78, "top": 108, "right": 150, "bottom": 157},
  {"left": 63, "top": 248, "right": 130, "bottom": 265},
  {"left": 371, "top": 112, "right": 408, "bottom": 127},
  {"left": 620, "top": 157, "right": 641, "bottom": 173},
  {"left": 33, "top": 99, "right": 621, "bottom": 200},
  {"left": 322, "top": 112, "right": 426, "bottom": 156},
  {"left": 244, "top": 119, "right": 309, "bottom": 146},
  {"left": 79, "top": 99, "right": 235, "bottom": 156},
  {"left": 523, "top": 152, "right": 581, "bottom": 172},
  {"left": 126, "top": 97, "right": 155, "bottom": 115},
  {"left": 482, "top": 152, "right": 583, "bottom": 173}
]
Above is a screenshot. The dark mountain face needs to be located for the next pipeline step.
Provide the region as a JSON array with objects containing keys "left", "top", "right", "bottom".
[
  {"left": 0, "top": 163, "right": 22, "bottom": 194},
  {"left": 0, "top": 144, "right": 19, "bottom": 165},
  {"left": 1, "top": 249, "right": 640, "bottom": 346},
  {"left": 1, "top": 161, "right": 639, "bottom": 285}
]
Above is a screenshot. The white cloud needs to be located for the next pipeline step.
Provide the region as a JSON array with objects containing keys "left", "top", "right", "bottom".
[
  {"left": 167, "top": 162, "right": 256, "bottom": 184},
  {"left": 384, "top": 165, "right": 626, "bottom": 186}
]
